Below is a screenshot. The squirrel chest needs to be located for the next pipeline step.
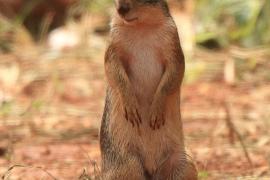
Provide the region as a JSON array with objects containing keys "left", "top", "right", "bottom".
[{"left": 118, "top": 27, "right": 168, "bottom": 104}]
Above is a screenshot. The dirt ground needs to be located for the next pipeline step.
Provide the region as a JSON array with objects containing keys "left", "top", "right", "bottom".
[{"left": 0, "top": 45, "right": 270, "bottom": 180}]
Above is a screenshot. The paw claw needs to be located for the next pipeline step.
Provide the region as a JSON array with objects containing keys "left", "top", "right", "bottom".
[
  {"left": 150, "top": 121, "right": 154, "bottom": 129},
  {"left": 124, "top": 106, "right": 142, "bottom": 128},
  {"left": 124, "top": 108, "right": 128, "bottom": 121},
  {"left": 136, "top": 109, "right": 142, "bottom": 124},
  {"left": 149, "top": 114, "right": 165, "bottom": 130}
]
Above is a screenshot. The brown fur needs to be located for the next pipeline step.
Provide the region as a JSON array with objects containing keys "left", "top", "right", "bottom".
[{"left": 100, "top": 0, "right": 197, "bottom": 179}]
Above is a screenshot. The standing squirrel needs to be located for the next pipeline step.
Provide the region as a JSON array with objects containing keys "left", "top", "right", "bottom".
[{"left": 100, "top": 0, "right": 197, "bottom": 179}]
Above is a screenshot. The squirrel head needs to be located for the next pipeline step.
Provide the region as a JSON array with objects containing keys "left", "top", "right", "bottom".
[{"left": 113, "top": 0, "right": 170, "bottom": 26}]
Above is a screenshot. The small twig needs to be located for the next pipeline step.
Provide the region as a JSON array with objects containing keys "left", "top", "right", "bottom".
[
  {"left": 223, "top": 101, "right": 253, "bottom": 168},
  {"left": 78, "top": 145, "right": 101, "bottom": 180},
  {"left": 224, "top": 102, "right": 235, "bottom": 144},
  {"left": 78, "top": 168, "right": 92, "bottom": 180},
  {"left": 1, "top": 164, "right": 58, "bottom": 180}
]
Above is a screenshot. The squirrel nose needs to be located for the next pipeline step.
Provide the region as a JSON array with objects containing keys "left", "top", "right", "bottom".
[{"left": 117, "top": 3, "right": 130, "bottom": 16}]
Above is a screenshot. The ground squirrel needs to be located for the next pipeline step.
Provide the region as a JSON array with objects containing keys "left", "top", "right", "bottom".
[{"left": 100, "top": 0, "right": 197, "bottom": 179}]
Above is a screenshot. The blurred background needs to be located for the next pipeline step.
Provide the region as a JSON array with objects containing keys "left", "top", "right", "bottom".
[{"left": 0, "top": 0, "right": 269, "bottom": 179}]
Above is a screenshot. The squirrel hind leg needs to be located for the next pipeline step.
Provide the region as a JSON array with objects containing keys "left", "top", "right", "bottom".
[
  {"left": 101, "top": 156, "right": 146, "bottom": 180},
  {"left": 153, "top": 153, "right": 198, "bottom": 180}
]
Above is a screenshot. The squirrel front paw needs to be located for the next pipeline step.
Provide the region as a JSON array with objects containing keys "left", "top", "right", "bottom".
[
  {"left": 149, "top": 102, "right": 165, "bottom": 130},
  {"left": 123, "top": 97, "right": 142, "bottom": 127}
]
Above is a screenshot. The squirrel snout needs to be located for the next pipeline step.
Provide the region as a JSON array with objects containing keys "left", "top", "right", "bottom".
[{"left": 117, "top": 3, "right": 131, "bottom": 16}]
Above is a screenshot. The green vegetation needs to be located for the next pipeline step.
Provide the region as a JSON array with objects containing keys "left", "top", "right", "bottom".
[
  {"left": 0, "top": 101, "right": 13, "bottom": 117},
  {"left": 198, "top": 170, "right": 209, "bottom": 179},
  {"left": 0, "top": 17, "right": 13, "bottom": 52},
  {"left": 196, "top": 0, "right": 270, "bottom": 48},
  {"left": 69, "top": 0, "right": 113, "bottom": 16}
]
